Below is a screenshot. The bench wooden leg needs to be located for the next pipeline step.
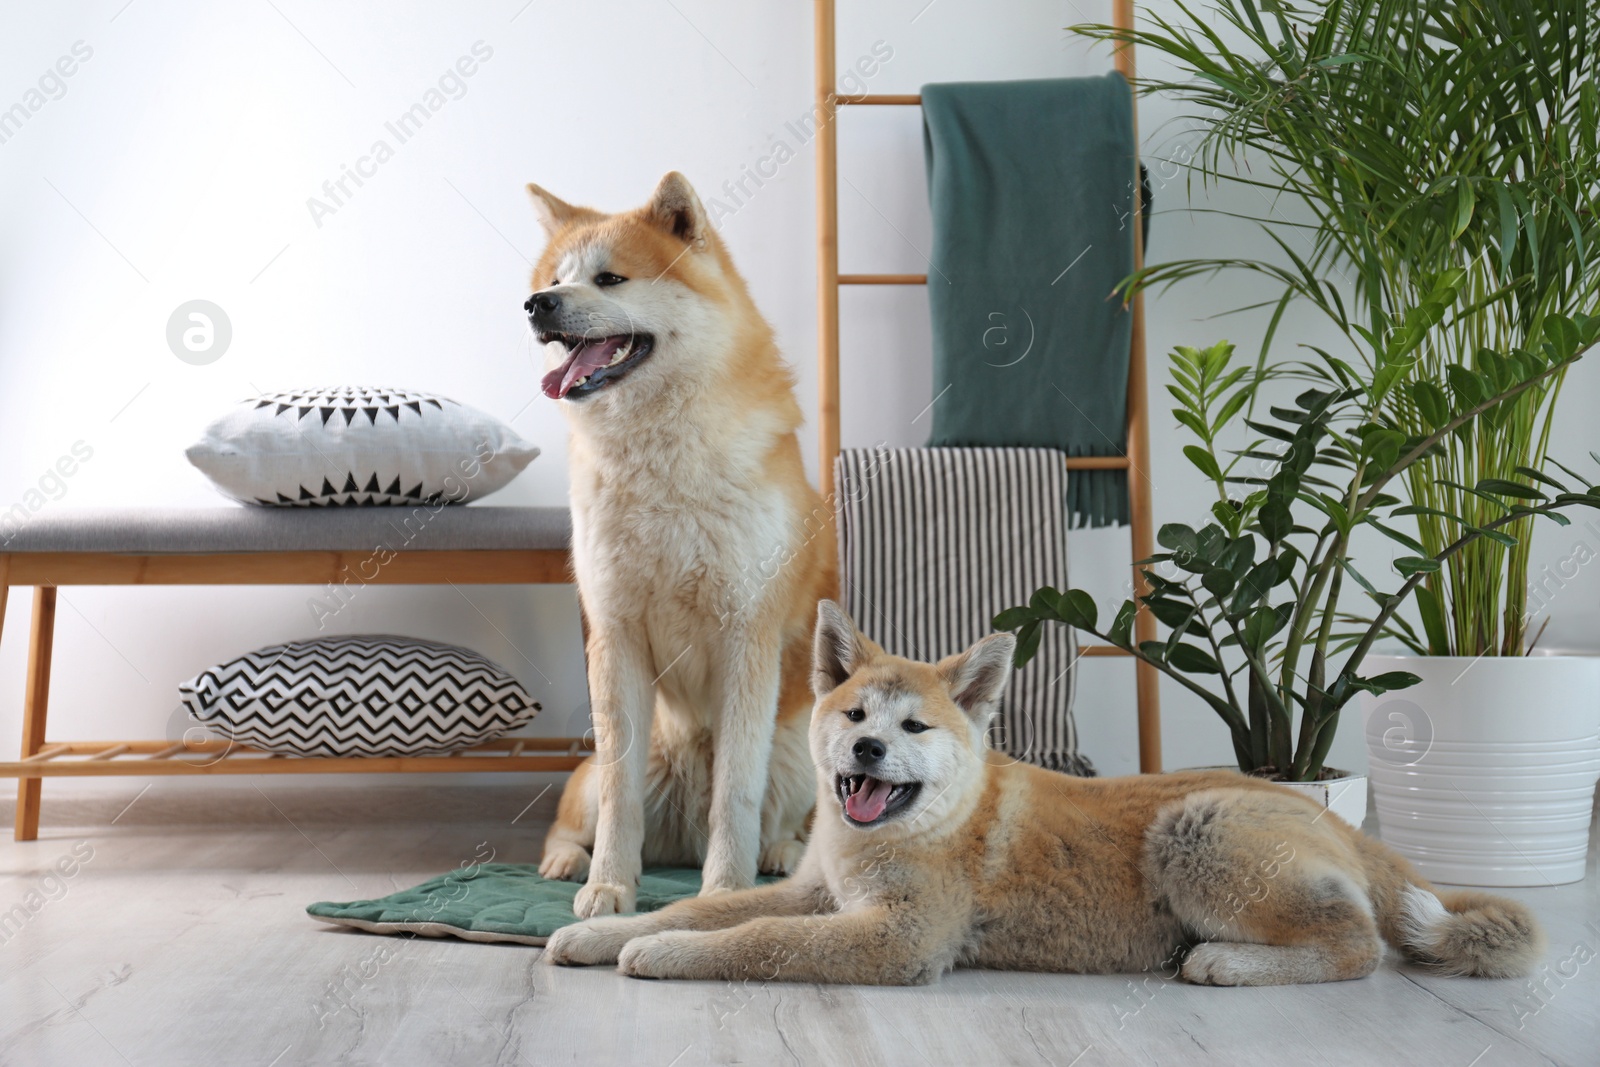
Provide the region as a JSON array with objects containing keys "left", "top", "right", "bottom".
[{"left": 15, "top": 586, "right": 56, "bottom": 841}]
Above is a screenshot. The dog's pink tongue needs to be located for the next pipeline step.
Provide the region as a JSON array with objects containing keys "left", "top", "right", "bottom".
[
  {"left": 846, "top": 777, "right": 893, "bottom": 823},
  {"left": 541, "top": 337, "right": 627, "bottom": 399}
]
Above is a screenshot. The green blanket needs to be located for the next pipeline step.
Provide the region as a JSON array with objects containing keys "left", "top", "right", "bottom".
[
  {"left": 307, "top": 865, "right": 776, "bottom": 946},
  {"left": 922, "top": 73, "right": 1140, "bottom": 527}
]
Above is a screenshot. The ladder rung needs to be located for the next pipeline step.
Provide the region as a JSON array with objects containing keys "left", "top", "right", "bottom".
[
  {"left": 147, "top": 743, "right": 187, "bottom": 760},
  {"left": 836, "top": 94, "right": 922, "bottom": 106},
  {"left": 839, "top": 274, "right": 927, "bottom": 285},
  {"left": 1078, "top": 645, "right": 1132, "bottom": 658},
  {"left": 88, "top": 744, "right": 132, "bottom": 761},
  {"left": 1064, "top": 455, "right": 1132, "bottom": 470},
  {"left": 23, "top": 744, "right": 71, "bottom": 763}
]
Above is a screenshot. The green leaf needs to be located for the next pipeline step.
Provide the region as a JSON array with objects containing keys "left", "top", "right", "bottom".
[
  {"left": 1341, "top": 559, "right": 1380, "bottom": 599},
  {"left": 1259, "top": 500, "right": 1293, "bottom": 543},
  {"left": 1348, "top": 670, "right": 1422, "bottom": 696},
  {"left": 1476, "top": 478, "right": 1547, "bottom": 500},
  {"left": 1013, "top": 620, "right": 1042, "bottom": 667},
  {"left": 992, "top": 606, "right": 1036, "bottom": 631},
  {"left": 1218, "top": 535, "right": 1256, "bottom": 577},
  {"left": 1415, "top": 585, "right": 1449, "bottom": 656},
  {"left": 1230, "top": 560, "right": 1278, "bottom": 613},
  {"left": 1157, "top": 523, "right": 1201, "bottom": 556},
  {"left": 1184, "top": 445, "right": 1223, "bottom": 482},
  {"left": 1447, "top": 364, "right": 1486, "bottom": 406},
  {"left": 1360, "top": 427, "right": 1406, "bottom": 469},
  {"left": 1145, "top": 596, "right": 1196, "bottom": 629},
  {"left": 1212, "top": 387, "right": 1253, "bottom": 433},
  {"left": 1242, "top": 605, "right": 1285, "bottom": 649},
  {"left": 1390, "top": 505, "right": 1519, "bottom": 548},
  {"left": 1108, "top": 601, "right": 1137, "bottom": 647},
  {"left": 1245, "top": 419, "right": 1296, "bottom": 443},
  {"left": 1450, "top": 177, "right": 1476, "bottom": 240},
  {"left": 1173, "top": 409, "right": 1210, "bottom": 442},
  {"left": 1544, "top": 315, "right": 1581, "bottom": 358},
  {"left": 1365, "top": 518, "right": 1428, "bottom": 555},
  {"left": 1053, "top": 590, "right": 1099, "bottom": 631},
  {"left": 1409, "top": 381, "right": 1449, "bottom": 429},
  {"left": 1312, "top": 52, "right": 1370, "bottom": 68},
  {"left": 1029, "top": 587, "right": 1062, "bottom": 616},
  {"left": 1305, "top": 492, "right": 1350, "bottom": 534},
  {"left": 1138, "top": 641, "right": 1168, "bottom": 664},
  {"left": 1494, "top": 182, "right": 1517, "bottom": 280},
  {"left": 1167, "top": 643, "right": 1222, "bottom": 674},
  {"left": 1202, "top": 566, "right": 1236, "bottom": 597},
  {"left": 1515, "top": 465, "right": 1568, "bottom": 493},
  {"left": 1394, "top": 556, "right": 1442, "bottom": 576}
]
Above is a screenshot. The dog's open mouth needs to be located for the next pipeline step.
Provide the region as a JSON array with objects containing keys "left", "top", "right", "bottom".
[
  {"left": 539, "top": 332, "right": 655, "bottom": 400},
  {"left": 835, "top": 774, "right": 921, "bottom": 827}
]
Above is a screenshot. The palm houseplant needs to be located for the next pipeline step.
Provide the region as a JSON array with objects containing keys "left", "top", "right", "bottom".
[{"left": 1008, "top": 1, "right": 1600, "bottom": 879}]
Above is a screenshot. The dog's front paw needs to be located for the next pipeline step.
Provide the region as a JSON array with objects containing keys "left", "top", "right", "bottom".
[
  {"left": 698, "top": 859, "right": 754, "bottom": 898},
  {"left": 758, "top": 838, "right": 807, "bottom": 877},
  {"left": 1180, "top": 943, "right": 1257, "bottom": 986},
  {"left": 544, "top": 916, "right": 647, "bottom": 966},
  {"left": 617, "top": 932, "right": 706, "bottom": 980},
  {"left": 573, "top": 880, "right": 635, "bottom": 918},
  {"left": 539, "top": 842, "right": 591, "bottom": 882}
]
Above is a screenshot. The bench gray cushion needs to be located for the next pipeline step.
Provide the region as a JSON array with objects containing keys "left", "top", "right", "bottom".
[{"left": 0, "top": 506, "right": 570, "bottom": 555}]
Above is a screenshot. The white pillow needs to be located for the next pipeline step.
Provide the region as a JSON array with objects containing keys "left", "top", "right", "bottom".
[
  {"left": 178, "top": 634, "right": 541, "bottom": 757},
  {"left": 186, "top": 387, "right": 537, "bottom": 506}
]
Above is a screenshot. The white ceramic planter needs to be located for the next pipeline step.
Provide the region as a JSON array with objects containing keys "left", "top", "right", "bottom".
[
  {"left": 1275, "top": 773, "right": 1368, "bottom": 829},
  {"left": 1360, "top": 654, "right": 1600, "bottom": 887},
  {"left": 1184, "top": 767, "right": 1368, "bottom": 828}
]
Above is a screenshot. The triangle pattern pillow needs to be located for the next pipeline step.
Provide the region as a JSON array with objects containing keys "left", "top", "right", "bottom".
[
  {"left": 178, "top": 635, "right": 541, "bottom": 757},
  {"left": 186, "top": 387, "right": 538, "bottom": 506}
]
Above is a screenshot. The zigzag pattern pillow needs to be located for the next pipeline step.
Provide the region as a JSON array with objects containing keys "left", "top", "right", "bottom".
[
  {"left": 186, "top": 387, "right": 539, "bottom": 506},
  {"left": 178, "top": 635, "right": 541, "bottom": 757}
]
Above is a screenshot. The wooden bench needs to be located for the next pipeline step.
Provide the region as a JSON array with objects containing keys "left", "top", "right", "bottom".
[{"left": 0, "top": 506, "right": 593, "bottom": 841}]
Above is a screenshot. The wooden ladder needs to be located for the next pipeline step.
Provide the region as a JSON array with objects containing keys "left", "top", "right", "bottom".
[{"left": 812, "top": 0, "right": 1162, "bottom": 772}]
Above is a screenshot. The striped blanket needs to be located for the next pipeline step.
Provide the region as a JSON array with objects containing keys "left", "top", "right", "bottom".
[{"left": 834, "top": 447, "right": 1091, "bottom": 776}]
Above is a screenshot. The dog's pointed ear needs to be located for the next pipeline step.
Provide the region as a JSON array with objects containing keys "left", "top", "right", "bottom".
[
  {"left": 936, "top": 633, "right": 1016, "bottom": 722},
  {"left": 813, "top": 600, "right": 869, "bottom": 697},
  {"left": 527, "top": 182, "right": 577, "bottom": 236},
  {"left": 646, "top": 171, "right": 708, "bottom": 246}
]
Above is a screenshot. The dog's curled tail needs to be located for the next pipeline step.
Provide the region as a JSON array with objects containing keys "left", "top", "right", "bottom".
[{"left": 1390, "top": 883, "right": 1545, "bottom": 978}]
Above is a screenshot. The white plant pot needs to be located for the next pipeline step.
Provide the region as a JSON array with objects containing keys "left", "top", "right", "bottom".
[
  {"left": 1183, "top": 767, "right": 1368, "bottom": 828},
  {"left": 1275, "top": 773, "right": 1368, "bottom": 829},
  {"left": 1360, "top": 654, "right": 1600, "bottom": 887}
]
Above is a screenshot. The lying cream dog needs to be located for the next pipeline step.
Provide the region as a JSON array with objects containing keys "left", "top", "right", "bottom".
[{"left": 544, "top": 602, "right": 1543, "bottom": 986}]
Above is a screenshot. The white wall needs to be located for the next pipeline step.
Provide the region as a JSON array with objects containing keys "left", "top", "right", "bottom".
[{"left": 3, "top": 0, "right": 1597, "bottom": 790}]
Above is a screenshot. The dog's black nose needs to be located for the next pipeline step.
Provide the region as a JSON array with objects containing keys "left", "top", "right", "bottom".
[
  {"left": 526, "top": 291, "right": 560, "bottom": 316},
  {"left": 852, "top": 737, "right": 886, "bottom": 764}
]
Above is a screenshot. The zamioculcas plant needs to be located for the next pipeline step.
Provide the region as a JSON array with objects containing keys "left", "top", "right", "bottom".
[{"left": 997, "top": 324, "right": 1600, "bottom": 782}]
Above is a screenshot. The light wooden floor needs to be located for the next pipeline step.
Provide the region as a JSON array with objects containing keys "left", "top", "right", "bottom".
[{"left": 1, "top": 779, "right": 1594, "bottom": 1067}]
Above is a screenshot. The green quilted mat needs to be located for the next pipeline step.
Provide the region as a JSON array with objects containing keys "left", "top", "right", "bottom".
[{"left": 307, "top": 865, "right": 775, "bottom": 946}]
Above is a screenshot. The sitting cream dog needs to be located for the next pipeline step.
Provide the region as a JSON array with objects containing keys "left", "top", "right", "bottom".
[{"left": 544, "top": 602, "right": 1542, "bottom": 986}]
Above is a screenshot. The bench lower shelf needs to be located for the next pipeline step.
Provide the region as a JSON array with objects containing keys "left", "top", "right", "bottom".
[
  {"left": 1, "top": 546, "right": 584, "bottom": 839},
  {"left": 0, "top": 737, "right": 594, "bottom": 778}
]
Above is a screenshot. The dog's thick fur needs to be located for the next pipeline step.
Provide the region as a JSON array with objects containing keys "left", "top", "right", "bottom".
[
  {"left": 544, "top": 602, "right": 1545, "bottom": 984},
  {"left": 526, "top": 174, "right": 835, "bottom": 917}
]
